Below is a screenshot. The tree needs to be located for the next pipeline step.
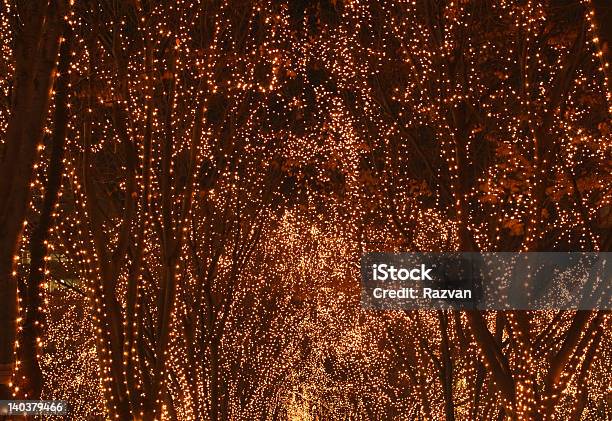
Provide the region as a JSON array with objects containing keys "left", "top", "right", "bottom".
[
  {"left": 3, "top": 0, "right": 610, "bottom": 419},
  {"left": 308, "top": 0, "right": 610, "bottom": 418},
  {"left": 0, "top": 0, "right": 68, "bottom": 399}
]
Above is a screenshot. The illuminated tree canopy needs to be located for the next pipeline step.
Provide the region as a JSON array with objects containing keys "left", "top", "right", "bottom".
[{"left": 0, "top": 0, "right": 610, "bottom": 420}]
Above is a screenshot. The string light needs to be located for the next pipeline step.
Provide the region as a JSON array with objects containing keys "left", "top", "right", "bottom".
[{"left": 2, "top": 0, "right": 610, "bottom": 419}]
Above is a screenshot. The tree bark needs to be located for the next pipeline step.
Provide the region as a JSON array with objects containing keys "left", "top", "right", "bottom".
[
  {"left": 591, "top": 0, "right": 612, "bottom": 95},
  {"left": 0, "top": 0, "right": 66, "bottom": 399},
  {"left": 19, "top": 22, "right": 72, "bottom": 399},
  {"left": 439, "top": 311, "right": 455, "bottom": 421}
]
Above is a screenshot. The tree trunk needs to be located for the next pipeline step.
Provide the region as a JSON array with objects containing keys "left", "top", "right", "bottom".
[
  {"left": 591, "top": 0, "right": 612, "bottom": 96},
  {"left": 0, "top": 0, "right": 66, "bottom": 399},
  {"left": 19, "top": 22, "right": 72, "bottom": 399}
]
